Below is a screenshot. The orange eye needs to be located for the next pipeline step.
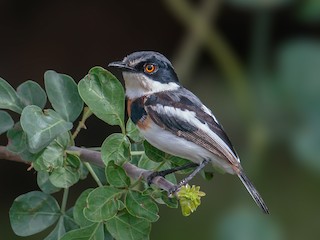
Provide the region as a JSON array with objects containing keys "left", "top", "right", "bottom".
[{"left": 144, "top": 64, "right": 157, "bottom": 74}]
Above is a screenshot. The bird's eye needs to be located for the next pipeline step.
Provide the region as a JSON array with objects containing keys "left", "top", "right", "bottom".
[{"left": 144, "top": 64, "right": 157, "bottom": 74}]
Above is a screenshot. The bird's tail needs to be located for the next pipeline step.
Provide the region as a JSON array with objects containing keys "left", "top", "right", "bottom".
[{"left": 238, "top": 171, "right": 269, "bottom": 214}]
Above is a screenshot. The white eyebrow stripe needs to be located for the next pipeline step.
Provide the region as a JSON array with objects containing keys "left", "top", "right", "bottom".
[{"left": 149, "top": 104, "right": 239, "bottom": 161}]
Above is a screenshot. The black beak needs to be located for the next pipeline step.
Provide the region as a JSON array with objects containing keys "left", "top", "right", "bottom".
[{"left": 108, "top": 61, "right": 136, "bottom": 71}]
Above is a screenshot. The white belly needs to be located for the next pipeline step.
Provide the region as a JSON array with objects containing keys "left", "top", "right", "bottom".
[{"left": 140, "top": 122, "right": 235, "bottom": 174}]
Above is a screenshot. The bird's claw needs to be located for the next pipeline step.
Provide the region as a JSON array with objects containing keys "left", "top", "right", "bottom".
[{"left": 147, "top": 171, "right": 163, "bottom": 186}]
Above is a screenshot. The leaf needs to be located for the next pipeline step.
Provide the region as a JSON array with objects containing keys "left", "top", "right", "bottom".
[
  {"left": 0, "top": 110, "right": 14, "bottom": 135},
  {"left": 0, "top": 77, "right": 23, "bottom": 113},
  {"left": 138, "top": 154, "right": 177, "bottom": 184},
  {"left": 105, "top": 210, "right": 151, "bottom": 240},
  {"left": 44, "top": 217, "right": 66, "bottom": 240},
  {"left": 45, "top": 70, "right": 84, "bottom": 122},
  {"left": 60, "top": 223, "right": 104, "bottom": 240},
  {"left": 105, "top": 161, "right": 130, "bottom": 188},
  {"left": 125, "top": 190, "right": 159, "bottom": 222},
  {"left": 9, "top": 191, "right": 60, "bottom": 236},
  {"left": 64, "top": 207, "right": 80, "bottom": 232},
  {"left": 101, "top": 133, "right": 130, "bottom": 166},
  {"left": 37, "top": 171, "right": 61, "bottom": 194},
  {"left": 33, "top": 132, "right": 70, "bottom": 171},
  {"left": 78, "top": 66, "right": 125, "bottom": 128},
  {"left": 84, "top": 186, "right": 122, "bottom": 222},
  {"left": 160, "top": 191, "right": 178, "bottom": 208},
  {"left": 74, "top": 189, "right": 95, "bottom": 227},
  {"left": 20, "top": 105, "right": 73, "bottom": 153},
  {"left": 126, "top": 118, "right": 143, "bottom": 142},
  {"left": 143, "top": 141, "right": 166, "bottom": 163},
  {"left": 49, "top": 154, "right": 81, "bottom": 188},
  {"left": 17, "top": 80, "right": 47, "bottom": 109},
  {"left": 6, "top": 122, "right": 39, "bottom": 161}
]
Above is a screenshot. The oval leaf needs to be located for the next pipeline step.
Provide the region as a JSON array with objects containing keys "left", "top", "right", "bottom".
[
  {"left": 6, "top": 122, "right": 40, "bottom": 161},
  {"left": 143, "top": 141, "right": 166, "bottom": 163},
  {"left": 0, "top": 110, "right": 14, "bottom": 135},
  {"left": 45, "top": 70, "right": 83, "bottom": 122},
  {"left": 101, "top": 133, "right": 130, "bottom": 166},
  {"left": 9, "top": 191, "right": 60, "bottom": 236},
  {"left": 84, "top": 186, "right": 122, "bottom": 222},
  {"left": 125, "top": 190, "right": 159, "bottom": 222},
  {"left": 78, "top": 66, "right": 125, "bottom": 128},
  {"left": 73, "top": 189, "right": 95, "bottom": 227},
  {"left": 106, "top": 161, "right": 130, "bottom": 188},
  {"left": 49, "top": 154, "right": 81, "bottom": 188},
  {"left": 60, "top": 222, "right": 104, "bottom": 240},
  {"left": 17, "top": 80, "right": 47, "bottom": 109},
  {"left": 20, "top": 105, "right": 73, "bottom": 153},
  {"left": 37, "top": 171, "right": 61, "bottom": 194},
  {"left": 126, "top": 118, "right": 144, "bottom": 142},
  {"left": 105, "top": 210, "right": 151, "bottom": 240},
  {"left": 0, "top": 77, "right": 23, "bottom": 113},
  {"left": 44, "top": 217, "right": 66, "bottom": 240}
]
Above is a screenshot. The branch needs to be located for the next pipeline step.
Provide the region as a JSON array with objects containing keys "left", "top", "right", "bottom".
[
  {"left": 0, "top": 145, "right": 175, "bottom": 193},
  {"left": 69, "top": 146, "right": 175, "bottom": 192}
]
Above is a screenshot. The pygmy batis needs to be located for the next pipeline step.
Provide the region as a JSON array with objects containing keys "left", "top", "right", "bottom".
[{"left": 108, "top": 51, "right": 269, "bottom": 214}]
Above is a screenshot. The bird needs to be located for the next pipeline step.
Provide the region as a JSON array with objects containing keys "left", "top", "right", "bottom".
[{"left": 108, "top": 51, "right": 269, "bottom": 214}]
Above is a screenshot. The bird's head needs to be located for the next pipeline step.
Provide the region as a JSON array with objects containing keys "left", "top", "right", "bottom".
[{"left": 108, "top": 51, "right": 180, "bottom": 99}]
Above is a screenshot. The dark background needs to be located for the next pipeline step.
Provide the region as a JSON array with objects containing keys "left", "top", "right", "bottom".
[{"left": 1, "top": 0, "right": 320, "bottom": 239}]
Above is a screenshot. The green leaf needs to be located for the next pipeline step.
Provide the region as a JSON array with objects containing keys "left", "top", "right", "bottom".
[
  {"left": 160, "top": 191, "right": 178, "bottom": 208},
  {"left": 60, "top": 223, "right": 104, "bottom": 240},
  {"left": 106, "top": 161, "right": 130, "bottom": 188},
  {"left": 84, "top": 186, "right": 122, "bottom": 222},
  {"left": 0, "top": 77, "right": 23, "bottom": 113},
  {"left": 45, "top": 70, "right": 84, "bottom": 122},
  {"left": 143, "top": 141, "right": 166, "bottom": 163},
  {"left": 78, "top": 67, "right": 125, "bottom": 128},
  {"left": 20, "top": 105, "right": 73, "bottom": 153},
  {"left": 64, "top": 208, "right": 80, "bottom": 231},
  {"left": 101, "top": 133, "right": 130, "bottom": 166},
  {"left": 6, "top": 122, "right": 39, "bottom": 161},
  {"left": 17, "top": 80, "right": 47, "bottom": 109},
  {"left": 74, "top": 189, "right": 95, "bottom": 227},
  {"left": 33, "top": 132, "right": 70, "bottom": 171},
  {"left": 105, "top": 210, "right": 151, "bottom": 240},
  {"left": 9, "top": 191, "right": 60, "bottom": 236},
  {"left": 44, "top": 217, "right": 66, "bottom": 240},
  {"left": 0, "top": 110, "right": 14, "bottom": 135},
  {"left": 37, "top": 171, "right": 61, "bottom": 194},
  {"left": 126, "top": 118, "right": 143, "bottom": 142},
  {"left": 125, "top": 190, "right": 159, "bottom": 222},
  {"left": 138, "top": 154, "right": 177, "bottom": 184},
  {"left": 49, "top": 154, "right": 81, "bottom": 188}
]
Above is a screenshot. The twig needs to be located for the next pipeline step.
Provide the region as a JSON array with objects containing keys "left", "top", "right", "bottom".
[{"left": 0, "top": 146, "right": 175, "bottom": 193}]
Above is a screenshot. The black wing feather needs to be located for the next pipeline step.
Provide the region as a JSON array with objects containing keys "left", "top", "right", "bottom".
[{"left": 145, "top": 89, "right": 238, "bottom": 160}]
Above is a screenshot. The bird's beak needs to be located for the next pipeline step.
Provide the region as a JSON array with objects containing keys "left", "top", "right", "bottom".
[{"left": 108, "top": 61, "right": 136, "bottom": 71}]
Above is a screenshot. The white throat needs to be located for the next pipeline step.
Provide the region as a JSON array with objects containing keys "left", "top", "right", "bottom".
[{"left": 123, "top": 72, "right": 180, "bottom": 99}]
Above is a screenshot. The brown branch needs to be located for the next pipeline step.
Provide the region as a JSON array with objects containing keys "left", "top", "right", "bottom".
[{"left": 0, "top": 145, "right": 175, "bottom": 193}]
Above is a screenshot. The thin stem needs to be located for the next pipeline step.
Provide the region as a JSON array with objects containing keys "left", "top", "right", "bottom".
[
  {"left": 72, "top": 107, "right": 93, "bottom": 140},
  {"left": 130, "top": 151, "right": 145, "bottom": 156},
  {"left": 84, "top": 162, "right": 103, "bottom": 187},
  {"left": 61, "top": 188, "right": 69, "bottom": 214}
]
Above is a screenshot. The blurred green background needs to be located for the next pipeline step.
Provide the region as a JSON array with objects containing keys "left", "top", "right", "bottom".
[{"left": 0, "top": 0, "right": 319, "bottom": 239}]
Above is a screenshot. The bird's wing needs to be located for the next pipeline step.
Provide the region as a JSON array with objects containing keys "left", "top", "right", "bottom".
[{"left": 144, "top": 89, "right": 239, "bottom": 166}]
